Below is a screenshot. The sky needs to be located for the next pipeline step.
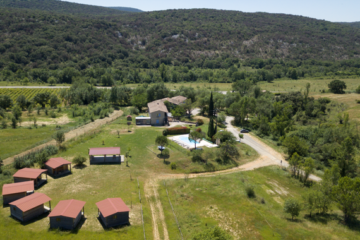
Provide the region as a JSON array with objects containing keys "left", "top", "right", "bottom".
[{"left": 65, "top": 0, "right": 359, "bottom": 22}]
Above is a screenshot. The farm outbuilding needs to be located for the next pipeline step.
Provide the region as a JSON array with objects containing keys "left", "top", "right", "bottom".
[
  {"left": 2, "top": 182, "right": 34, "bottom": 205},
  {"left": 9, "top": 192, "right": 51, "bottom": 222},
  {"left": 49, "top": 199, "right": 85, "bottom": 230},
  {"left": 13, "top": 168, "right": 48, "bottom": 188},
  {"left": 89, "top": 147, "right": 121, "bottom": 164},
  {"left": 45, "top": 157, "right": 71, "bottom": 177},
  {"left": 96, "top": 198, "right": 130, "bottom": 228}
]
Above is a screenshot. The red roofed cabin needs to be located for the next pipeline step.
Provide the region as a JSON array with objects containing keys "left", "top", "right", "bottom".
[
  {"left": 96, "top": 198, "right": 130, "bottom": 228},
  {"left": 89, "top": 147, "right": 121, "bottom": 164},
  {"left": 45, "top": 157, "right": 71, "bottom": 177},
  {"left": 10, "top": 192, "right": 51, "bottom": 222},
  {"left": 2, "top": 182, "right": 34, "bottom": 204},
  {"left": 49, "top": 199, "right": 85, "bottom": 230},
  {"left": 13, "top": 168, "right": 48, "bottom": 188}
]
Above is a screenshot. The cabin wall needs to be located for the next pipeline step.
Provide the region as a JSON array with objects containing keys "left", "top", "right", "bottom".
[
  {"left": 22, "top": 204, "right": 45, "bottom": 222},
  {"left": 150, "top": 111, "right": 166, "bottom": 126},
  {"left": 104, "top": 212, "right": 129, "bottom": 228},
  {"left": 3, "top": 192, "right": 26, "bottom": 204},
  {"left": 73, "top": 211, "right": 82, "bottom": 228},
  {"left": 90, "top": 156, "right": 120, "bottom": 164},
  {"left": 10, "top": 205, "right": 23, "bottom": 221},
  {"left": 50, "top": 215, "right": 76, "bottom": 230},
  {"left": 14, "top": 177, "right": 33, "bottom": 184}
]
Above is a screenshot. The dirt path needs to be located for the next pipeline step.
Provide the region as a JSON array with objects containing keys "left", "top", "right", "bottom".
[
  {"left": 3, "top": 110, "right": 123, "bottom": 166},
  {"left": 144, "top": 180, "right": 169, "bottom": 240}
]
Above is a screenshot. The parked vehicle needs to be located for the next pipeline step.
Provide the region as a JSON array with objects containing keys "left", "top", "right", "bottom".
[{"left": 240, "top": 129, "right": 249, "bottom": 133}]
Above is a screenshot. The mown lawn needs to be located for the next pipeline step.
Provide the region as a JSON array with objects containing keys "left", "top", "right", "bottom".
[
  {"left": 159, "top": 166, "right": 360, "bottom": 240},
  {"left": 0, "top": 113, "right": 258, "bottom": 239}
]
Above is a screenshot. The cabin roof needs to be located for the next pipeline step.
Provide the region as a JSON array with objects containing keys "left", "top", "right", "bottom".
[
  {"left": 2, "top": 182, "right": 34, "bottom": 196},
  {"left": 49, "top": 199, "right": 86, "bottom": 218},
  {"left": 10, "top": 192, "right": 51, "bottom": 212},
  {"left": 13, "top": 168, "right": 47, "bottom": 179},
  {"left": 96, "top": 198, "right": 130, "bottom": 218},
  {"left": 89, "top": 147, "right": 120, "bottom": 155},
  {"left": 45, "top": 157, "right": 71, "bottom": 169}
]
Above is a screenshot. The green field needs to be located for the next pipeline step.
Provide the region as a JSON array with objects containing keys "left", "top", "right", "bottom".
[
  {"left": 0, "top": 88, "right": 62, "bottom": 102},
  {"left": 258, "top": 78, "right": 360, "bottom": 93},
  {"left": 159, "top": 167, "right": 360, "bottom": 240}
]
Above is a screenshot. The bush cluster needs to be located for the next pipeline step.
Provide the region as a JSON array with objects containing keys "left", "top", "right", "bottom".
[
  {"left": 13, "top": 145, "right": 58, "bottom": 169},
  {"left": 163, "top": 126, "right": 190, "bottom": 136}
]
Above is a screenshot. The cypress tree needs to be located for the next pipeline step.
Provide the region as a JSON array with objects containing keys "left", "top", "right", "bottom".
[{"left": 208, "top": 92, "right": 215, "bottom": 138}]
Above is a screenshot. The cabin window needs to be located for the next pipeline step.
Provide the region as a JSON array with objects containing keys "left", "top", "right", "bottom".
[
  {"left": 56, "top": 218, "right": 61, "bottom": 222},
  {"left": 13, "top": 207, "right": 16, "bottom": 211},
  {"left": 157, "top": 113, "right": 161, "bottom": 117},
  {"left": 113, "top": 215, "right": 117, "bottom": 219}
]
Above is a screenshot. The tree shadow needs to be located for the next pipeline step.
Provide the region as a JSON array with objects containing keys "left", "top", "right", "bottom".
[
  {"left": 285, "top": 217, "right": 302, "bottom": 223},
  {"left": 10, "top": 211, "right": 50, "bottom": 225},
  {"left": 304, "top": 213, "right": 341, "bottom": 224},
  {"left": 51, "top": 172, "right": 72, "bottom": 179},
  {"left": 73, "top": 164, "right": 87, "bottom": 170}
]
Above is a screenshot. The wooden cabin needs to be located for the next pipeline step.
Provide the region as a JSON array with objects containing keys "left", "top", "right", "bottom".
[
  {"left": 2, "top": 182, "right": 34, "bottom": 205},
  {"left": 45, "top": 157, "right": 71, "bottom": 176},
  {"left": 13, "top": 168, "right": 47, "bottom": 188},
  {"left": 96, "top": 198, "right": 130, "bottom": 228},
  {"left": 10, "top": 192, "right": 51, "bottom": 222},
  {"left": 49, "top": 199, "right": 85, "bottom": 230},
  {"left": 89, "top": 147, "right": 121, "bottom": 164}
]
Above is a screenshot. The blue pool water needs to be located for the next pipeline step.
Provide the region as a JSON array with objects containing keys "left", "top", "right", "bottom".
[{"left": 179, "top": 135, "right": 200, "bottom": 144}]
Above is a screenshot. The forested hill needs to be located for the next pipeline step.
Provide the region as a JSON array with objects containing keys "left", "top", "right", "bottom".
[
  {"left": 339, "top": 22, "right": 360, "bottom": 29},
  {"left": 1, "top": 7, "right": 360, "bottom": 72},
  {"left": 0, "top": 0, "right": 127, "bottom": 15},
  {"left": 109, "top": 7, "right": 143, "bottom": 12}
]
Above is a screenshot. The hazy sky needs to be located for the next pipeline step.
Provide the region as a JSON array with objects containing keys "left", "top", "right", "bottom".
[{"left": 65, "top": 0, "right": 359, "bottom": 22}]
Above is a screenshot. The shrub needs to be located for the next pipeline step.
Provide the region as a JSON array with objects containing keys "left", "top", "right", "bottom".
[
  {"left": 130, "top": 107, "right": 139, "bottom": 115},
  {"left": 73, "top": 155, "right": 86, "bottom": 166},
  {"left": 284, "top": 199, "right": 301, "bottom": 220},
  {"left": 164, "top": 126, "right": 190, "bottom": 135},
  {"left": 162, "top": 148, "right": 170, "bottom": 157},
  {"left": 163, "top": 129, "right": 169, "bottom": 136},
  {"left": 50, "top": 111, "right": 56, "bottom": 118},
  {"left": 11, "top": 117, "right": 17, "bottom": 129},
  {"left": 195, "top": 127, "right": 202, "bottom": 133},
  {"left": 196, "top": 119, "right": 204, "bottom": 125},
  {"left": 13, "top": 145, "right": 58, "bottom": 169},
  {"left": 1, "top": 119, "right": 7, "bottom": 129},
  {"left": 170, "top": 162, "right": 177, "bottom": 170},
  {"left": 245, "top": 184, "right": 256, "bottom": 198}
]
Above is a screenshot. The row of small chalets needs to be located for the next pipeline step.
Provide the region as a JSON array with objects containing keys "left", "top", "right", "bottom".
[{"left": 2, "top": 148, "right": 129, "bottom": 230}]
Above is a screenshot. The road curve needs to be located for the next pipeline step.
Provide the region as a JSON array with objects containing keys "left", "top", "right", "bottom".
[{"left": 225, "top": 116, "right": 321, "bottom": 182}]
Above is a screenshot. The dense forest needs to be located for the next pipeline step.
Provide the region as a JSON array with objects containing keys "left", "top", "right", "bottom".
[
  {"left": 108, "top": 7, "right": 143, "bottom": 12},
  {"left": 1, "top": 7, "right": 360, "bottom": 84},
  {"left": 0, "top": 0, "right": 130, "bottom": 15}
]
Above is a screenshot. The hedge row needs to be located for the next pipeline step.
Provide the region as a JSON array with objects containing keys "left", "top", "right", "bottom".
[{"left": 163, "top": 126, "right": 190, "bottom": 136}]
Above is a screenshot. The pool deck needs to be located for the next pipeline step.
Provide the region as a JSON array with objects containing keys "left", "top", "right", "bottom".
[{"left": 169, "top": 134, "right": 218, "bottom": 149}]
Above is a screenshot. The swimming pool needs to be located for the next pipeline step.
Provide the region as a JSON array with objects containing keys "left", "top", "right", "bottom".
[{"left": 179, "top": 135, "right": 200, "bottom": 144}]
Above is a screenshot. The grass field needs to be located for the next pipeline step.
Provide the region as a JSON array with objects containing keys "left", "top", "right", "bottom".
[
  {"left": 258, "top": 78, "right": 360, "bottom": 93},
  {"left": 159, "top": 166, "right": 360, "bottom": 240},
  {"left": 0, "top": 88, "right": 62, "bottom": 102},
  {"left": 0, "top": 112, "right": 259, "bottom": 239}
]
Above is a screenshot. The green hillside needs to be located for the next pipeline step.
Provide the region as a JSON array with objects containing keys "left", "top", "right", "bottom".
[
  {"left": 0, "top": 0, "right": 127, "bottom": 15},
  {"left": 1, "top": 7, "right": 360, "bottom": 78},
  {"left": 109, "top": 6, "right": 143, "bottom": 12},
  {"left": 339, "top": 21, "right": 360, "bottom": 28}
]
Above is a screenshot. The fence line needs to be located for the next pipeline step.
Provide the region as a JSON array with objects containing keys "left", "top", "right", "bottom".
[
  {"left": 138, "top": 178, "right": 146, "bottom": 240},
  {"left": 164, "top": 181, "right": 184, "bottom": 240}
]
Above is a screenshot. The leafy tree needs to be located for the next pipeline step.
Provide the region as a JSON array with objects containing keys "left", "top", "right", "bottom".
[
  {"left": 16, "top": 95, "right": 27, "bottom": 110},
  {"left": 332, "top": 177, "right": 360, "bottom": 222},
  {"left": 33, "top": 92, "right": 51, "bottom": 108},
  {"left": 171, "top": 105, "right": 186, "bottom": 120},
  {"left": 53, "top": 131, "right": 65, "bottom": 146},
  {"left": 101, "top": 73, "right": 114, "bottom": 86},
  {"left": 132, "top": 86, "right": 147, "bottom": 112},
  {"left": 49, "top": 94, "right": 60, "bottom": 108},
  {"left": 189, "top": 131, "right": 204, "bottom": 149},
  {"left": 302, "top": 157, "right": 315, "bottom": 183},
  {"left": 214, "top": 131, "right": 236, "bottom": 143},
  {"left": 284, "top": 198, "right": 301, "bottom": 220},
  {"left": 302, "top": 190, "right": 318, "bottom": 217},
  {"left": 1, "top": 119, "right": 7, "bottom": 129},
  {"left": 146, "top": 83, "right": 170, "bottom": 102},
  {"left": 47, "top": 76, "right": 56, "bottom": 86},
  {"left": 332, "top": 137, "right": 357, "bottom": 177},
  {"left": 11, "top": 117, "right": 17, "bottom": 129},
  {"left": 183, "top": 99, "right": 194, "bottom": 117},
  {"left": 328, "top": 80, "right": 346, "bottom": 94},
  {"left": 12, "top": 105, "right": 22, "bottom": 120},
  {"left": 73, "top": 155, "right": 86, "bottom": 166},
  {"left": 232, "top": 80, "right": 252, "bottom": 96},
  {"left": 0, "top": 94, "right": 13, "bottom": 109},
  {"left": 220, "top": 141, "right": 239, "bottom": 160},
  {"left": 282, "top": 135, "right": 308, "bottom": 157},
  {"left": 288, "top": 152, "right": 302, "bottom": 177},
  {"left": 208, "top": 92, "right": 215, "bottom": 138},
  {"left": 155, "top": 135, "right": 168, "bottom": 154}
]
